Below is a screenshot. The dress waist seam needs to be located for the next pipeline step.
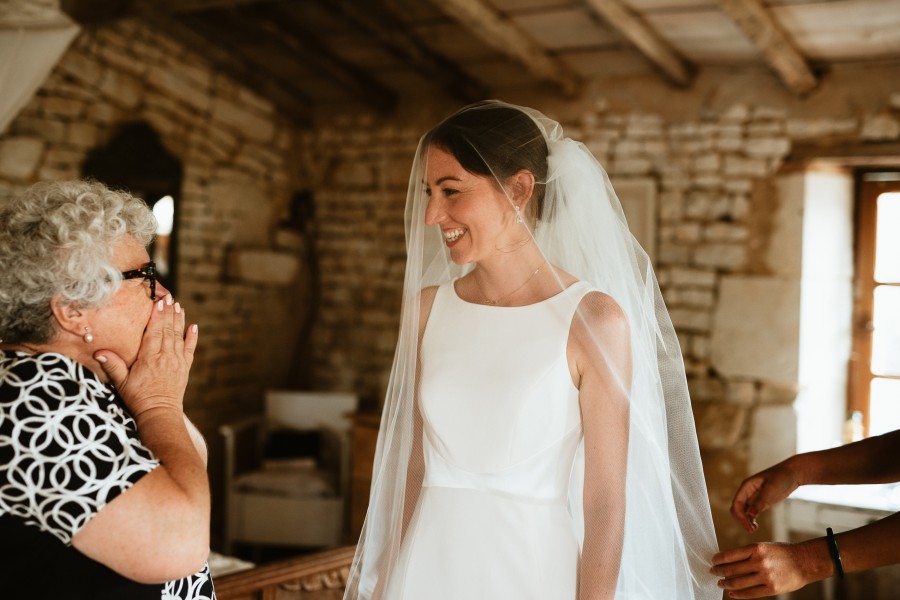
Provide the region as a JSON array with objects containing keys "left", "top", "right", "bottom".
[{"left": 420, "top": 483, "right": 568, "bottom": 507}]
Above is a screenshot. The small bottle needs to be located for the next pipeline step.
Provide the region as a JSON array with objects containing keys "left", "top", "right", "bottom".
[{"left": 843, "top": 410, "right": 864, "bottom": 444}]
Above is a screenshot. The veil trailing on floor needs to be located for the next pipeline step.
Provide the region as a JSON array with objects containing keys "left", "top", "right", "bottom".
[{"left": 344, "top": 100, "right": 719, "bottom": 599}]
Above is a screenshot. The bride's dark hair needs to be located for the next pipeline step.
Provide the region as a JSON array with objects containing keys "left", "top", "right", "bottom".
[{"left": 424, "top": 102, "right": 549, "bottom": 219}]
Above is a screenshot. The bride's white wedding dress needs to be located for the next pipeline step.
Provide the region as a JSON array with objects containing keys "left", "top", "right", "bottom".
[{"left": 384, "top": 279, "right": 595, "bottom": 599}]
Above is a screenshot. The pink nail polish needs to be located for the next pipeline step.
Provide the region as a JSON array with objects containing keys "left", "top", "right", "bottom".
[
  {"left": 166, "top": 295, "right": 174, "bottom": 306},
  {"left": 157, "top": 299, "right": 164, "bottom": 311},
  {"left": 175, "top": 302, "right": 181, "bottom": 314}
]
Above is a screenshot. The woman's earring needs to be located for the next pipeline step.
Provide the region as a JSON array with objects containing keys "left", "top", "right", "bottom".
[
  {"left": 514, "top": 205, "right": 524, "bottom": 224},
  {"left": 83, "top": 327, "right": 94, "bottom": 344}
]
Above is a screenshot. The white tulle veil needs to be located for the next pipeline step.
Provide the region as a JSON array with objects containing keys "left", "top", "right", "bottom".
[{"left": 343, "top": 100, "right": 719, "bottom": 599}]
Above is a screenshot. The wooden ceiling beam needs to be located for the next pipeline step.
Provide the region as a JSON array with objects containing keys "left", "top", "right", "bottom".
[
  {"left": 331, "top": 0, "right": 488, "bottom": 104},
  {"left": 427, "top": 0, "right": 582, "bottom": 97},
  {"left": 582, "top": 0, "right": 693, "bottom": 87},
  {"left": 61, "top": 2, "right": 314, "bottom": 121},
  {"left": 61, "top": 0, "right": 289, "bottom": 23},
  {"left": 60, "top": 0, "right": 135, "bottom": 24},
  {"left": 716, "top": 0, "right": 818, "bottom": 96},
  {"left": 152, "top": 0, "right": 285, "bottom": 12},
  {"left": 249, "top": 6, "right": 398, "bottom": 113},
  {"left": 144, "top": 13, "right": 312, "bottom": 124}
]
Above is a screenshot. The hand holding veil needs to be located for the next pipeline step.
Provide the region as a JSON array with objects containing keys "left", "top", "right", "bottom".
[{"left": 344, "top": 101, "right": 719, "bottom": 599}]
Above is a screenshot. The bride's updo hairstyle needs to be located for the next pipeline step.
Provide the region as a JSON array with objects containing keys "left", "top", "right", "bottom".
[{"left": 424, "top": 102, "right": 549, "bottom": 220}]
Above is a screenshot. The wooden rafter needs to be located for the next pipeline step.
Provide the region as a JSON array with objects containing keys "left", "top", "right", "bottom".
[
  {"left": 60, "top": 0, "right": 288, "bottom": 23},
  {"left": 151, "top": 15, "right": 313, "bottom": 123},
  {"left": 172, "top": 10, "right": 396, "bottom": 111},
  {"left": 716, "top": 0, "right": 818, "bottom": 96},
  {"left": 61, "top": 1, "right": 315, "bottom": 122},
  {"left": 582, "top": 0, "right": 693, "bottom": 87},
  {"left": 427, "top": 0, "right": 582, "bottom": 97},
  {"left": 260, "top": 5, "right": 398, "bottom": 112},
  {"left": 60, "top": 0, "right": 134, "bottom": 23},
  {"left": 331, "top": 0, "right": 488, "bottom": 104},
  {"left": 150, "top": 0, "right": 284, "bottom": 12}
]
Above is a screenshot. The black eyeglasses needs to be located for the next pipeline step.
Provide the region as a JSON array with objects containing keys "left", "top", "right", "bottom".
[{"left": 121, "top": 261, "right": 157, "bottom": 301}]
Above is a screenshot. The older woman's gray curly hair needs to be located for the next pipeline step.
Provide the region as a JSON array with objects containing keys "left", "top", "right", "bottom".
[{"left": 0, "top": 180, "right": 157, "bottom": 344}]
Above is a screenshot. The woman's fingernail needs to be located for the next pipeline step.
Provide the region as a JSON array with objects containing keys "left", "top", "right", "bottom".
[
  {"left": 175, "top": 302, "right": 181, "bottom": 314},
  {"left": 191, "top": 324, "right": 198, "bottom": 333},
  {"left": 96, "top": 355, "right": 107, "bottom": 363},
  {"left": 157, "top": 299, "right": 164, "bottom": 311},
  {"left": 166, "top": 295, "right": 174, "bottom": 306}
]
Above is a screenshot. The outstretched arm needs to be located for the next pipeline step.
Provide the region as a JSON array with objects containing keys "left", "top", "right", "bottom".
[
  {"left": 714, "top": 428, "right": 900, "bottom": 598},
  {"left": 731, "top": 430, "right": 900, "bottom": 533},
  {"left": 712, "top": 512, "right": 900, "bottom": 599},
  {"left": 570, "top": 292, "right": 632, "bottom": 600}
]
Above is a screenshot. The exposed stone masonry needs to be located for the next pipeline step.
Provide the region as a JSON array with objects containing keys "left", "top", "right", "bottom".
[
  {"left": 0, "top": 19, "right": 305, "bottom": 534},
  {"left": 2, "top": 18, "right": 899, "bottom": 552},
  {"left": 296, "top": 118, "right": 419, "bottom": 409},
  {"left": 298, "top": 93, "right": 900, "bottom": 548}
]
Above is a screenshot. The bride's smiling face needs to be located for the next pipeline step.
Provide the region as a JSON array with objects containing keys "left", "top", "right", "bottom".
[{"left": 423, "top": 145, "right": 515, "bottom": 265}]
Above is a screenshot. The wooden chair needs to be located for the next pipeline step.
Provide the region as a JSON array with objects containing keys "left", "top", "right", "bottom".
[{"left": 219, "top": 391, "right": 358, "bottom": 555}]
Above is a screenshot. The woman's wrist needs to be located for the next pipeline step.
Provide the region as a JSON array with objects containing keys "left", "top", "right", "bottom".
[
  {"left": 795, "top": 537, "right": 838, "bottom": 584},
  {"left": 784, "top": 452, "right": 816, "bottom": 487},
  {"left": 131, "top": 406, "right": 197, "bottom": 456}
]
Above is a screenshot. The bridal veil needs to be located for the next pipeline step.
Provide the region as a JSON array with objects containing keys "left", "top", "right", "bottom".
[{"left": 344, "top": 100, "right": 719, "bottom": 599}]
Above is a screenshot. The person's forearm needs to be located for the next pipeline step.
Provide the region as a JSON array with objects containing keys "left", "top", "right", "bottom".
[
  {"left": 579, "top": 511, "right": 624, "bottom": 600},
  {"left": 836, "top": 511, "right": 900, "bottom": 573},
  {"left": 793, "top": 430, "right": 900, "bottom": 486},
  {"left": 72, "top": 405, "right": 211, "bottom": 581},
  {"left": 182, "top": 414, "right": 208, "bottom": 466},
  {"left": 783, "top": 513, "right": 900, "bottom": 589},
  {"left": 135, "top": 407, "right": 210, "bottom": 522}
]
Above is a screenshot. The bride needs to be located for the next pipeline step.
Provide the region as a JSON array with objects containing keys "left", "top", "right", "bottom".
[{"left": 344, "top": 101, "right": 719, "bottom": 599}]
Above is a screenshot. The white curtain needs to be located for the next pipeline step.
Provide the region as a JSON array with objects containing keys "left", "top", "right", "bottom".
[{"left": 0, "top": 0, "right": 79, "bottom": 135}]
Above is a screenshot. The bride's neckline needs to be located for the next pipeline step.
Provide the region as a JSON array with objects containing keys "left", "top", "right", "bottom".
[{"left": 450, "top": 278, "right": 586, "bottom": 309}]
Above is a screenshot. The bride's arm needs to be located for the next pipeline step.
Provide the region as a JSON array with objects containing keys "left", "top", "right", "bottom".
[
  {"left": 569, "top": 292, "right": 632, "bottom": 600},
  {"left": 401, "top": 391, "right": 424, "bottom": 539},
  {"left": 369, "top": 287, "right": 437, "bottom": 599},
  {"left": 401, "top": 286, "right": 437, "bottom": 536}
]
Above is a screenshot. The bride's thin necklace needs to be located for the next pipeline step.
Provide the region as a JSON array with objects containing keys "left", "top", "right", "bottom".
[{"left": 475, "top": 263, "right": 544, "bottom": 306}]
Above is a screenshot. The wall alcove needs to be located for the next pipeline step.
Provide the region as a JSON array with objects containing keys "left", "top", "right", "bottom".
[{"left": 82, "top": 121, "right": 183, "bottom": 295}]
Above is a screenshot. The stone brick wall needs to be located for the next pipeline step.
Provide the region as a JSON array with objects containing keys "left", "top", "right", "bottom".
[
  {"left": 0, "top": 19, "right": 307, "bottom": 539},
  {"left": 301, "top": 81, "right": 900, "bottom": 550},
  {"left": 565, "top": 98, "right": 898, "bottom": 546},
  {"left": 294, "top": 117, "right": 423, "bottom": 410},
  {"left": 2, "top": 17, "right": 899, "bottom": 554}
]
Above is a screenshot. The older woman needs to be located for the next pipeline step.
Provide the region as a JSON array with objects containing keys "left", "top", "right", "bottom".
[{"left": 0, "top": 180, "right": 214, "bottom": 599}]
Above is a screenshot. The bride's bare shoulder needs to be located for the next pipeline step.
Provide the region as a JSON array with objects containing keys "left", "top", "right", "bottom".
[{"left": 572, "top": 290, "right": 629, "bottom": 348}]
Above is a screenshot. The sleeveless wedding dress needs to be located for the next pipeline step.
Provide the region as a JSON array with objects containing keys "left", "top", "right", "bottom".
[{"left": 383, "top": 279, "right": 595, "bottom": 599}]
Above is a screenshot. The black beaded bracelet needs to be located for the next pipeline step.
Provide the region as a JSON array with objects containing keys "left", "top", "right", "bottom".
[{"left": 826, "top": 527, "right": 845, "bottom": 579}]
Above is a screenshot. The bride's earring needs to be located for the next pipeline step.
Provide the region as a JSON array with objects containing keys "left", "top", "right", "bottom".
[{"left": 514, "top": 205, "right": 524, "bottom": 224}]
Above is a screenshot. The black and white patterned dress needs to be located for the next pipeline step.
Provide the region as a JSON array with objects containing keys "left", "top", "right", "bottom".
[{"left": 0, "top": 350, "right": 216, "bottom": 600}]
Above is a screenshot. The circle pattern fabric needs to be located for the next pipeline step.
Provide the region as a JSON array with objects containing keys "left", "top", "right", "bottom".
[{"left": 0, "top": 350, "right": 216, "bottom": 599}]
